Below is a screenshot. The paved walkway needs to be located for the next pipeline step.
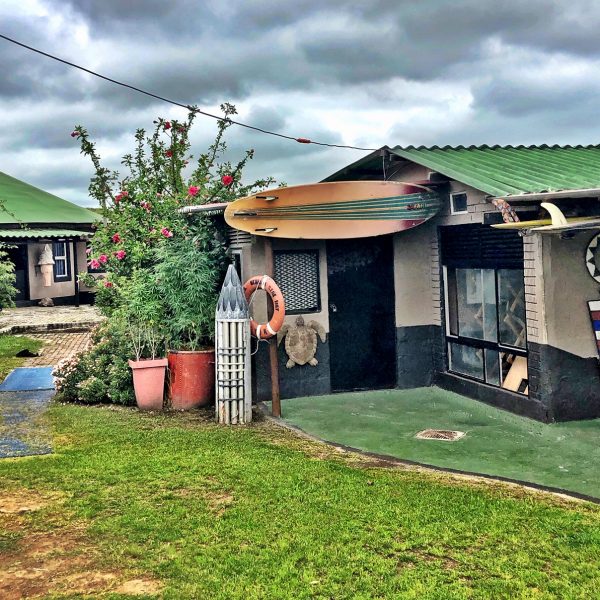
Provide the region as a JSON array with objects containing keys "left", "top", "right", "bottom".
[
  {"left": 0, "top": 305, "right": 103, "bottom": 334},
  {"left": 23, "top": 332, "right": 92, "bottom": 367}
]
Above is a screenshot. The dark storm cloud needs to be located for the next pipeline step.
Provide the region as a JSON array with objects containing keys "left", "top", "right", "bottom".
[{"left": 3, "top": 0, "right": 600, "bottom": 204}]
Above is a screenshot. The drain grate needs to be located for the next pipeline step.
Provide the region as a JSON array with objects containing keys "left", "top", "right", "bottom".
[{"left": 415, "top": 429, "right": 466, "bottom": 441}]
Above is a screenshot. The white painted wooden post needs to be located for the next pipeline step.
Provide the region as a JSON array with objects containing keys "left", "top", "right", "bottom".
[{"left": 215, "top": 265, "right": 252, "bottom": 424}]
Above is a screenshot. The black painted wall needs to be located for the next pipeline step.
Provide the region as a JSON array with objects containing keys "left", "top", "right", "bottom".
[
  {"left": 396, "top": 325, "right": 437, "bottom": 388},
  {"left": 254, "top": 339, "right": 331, "bottom": 402},
  {"left": 528, "top": 342, "right": 600, "bottom": 422}
]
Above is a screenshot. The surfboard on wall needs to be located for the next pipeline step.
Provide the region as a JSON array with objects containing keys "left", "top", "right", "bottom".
[
  {"left": 224, "top": 181, "right": 442, "bottom": 239},
  {"left": 491, "top": 201, "right": 600, "bottom": 234}
]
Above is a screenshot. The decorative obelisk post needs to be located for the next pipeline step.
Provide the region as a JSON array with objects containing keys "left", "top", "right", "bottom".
[{"left": 215, "top": 264, "right": 252, "bottom": 424}]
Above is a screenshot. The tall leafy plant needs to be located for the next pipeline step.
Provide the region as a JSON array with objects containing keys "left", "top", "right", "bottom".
[{"left": 153, "top": 220, "right": 226, "bottom": 350}]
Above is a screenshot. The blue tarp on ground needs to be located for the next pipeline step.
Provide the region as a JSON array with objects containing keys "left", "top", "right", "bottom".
[{"left": 0, "top": 367, "right": 54, "bottom": 391}]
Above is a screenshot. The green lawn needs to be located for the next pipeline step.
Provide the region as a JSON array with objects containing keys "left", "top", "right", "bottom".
[
  {"left": 0, "top": 334, "right": 43, "bottom": 381},
  {"left": 1, "top": 403, "right": 600, "bottom": 598},
  {"left": 279, "top": 388, "right": 600, "bottom": 499}
]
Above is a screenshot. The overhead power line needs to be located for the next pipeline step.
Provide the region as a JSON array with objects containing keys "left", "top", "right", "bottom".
[{"left": 0, "top": 33, "right": 377, "bottom": 152}]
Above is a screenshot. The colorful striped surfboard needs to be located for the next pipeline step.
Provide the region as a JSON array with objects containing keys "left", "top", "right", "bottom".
[{"left": 224, "top": 181, "right": 441, "bottom": 239}]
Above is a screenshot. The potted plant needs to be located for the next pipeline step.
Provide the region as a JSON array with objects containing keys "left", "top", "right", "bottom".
[
  {"left": 122, "top": 269, "right": 168, "bottom": 411},
  {"left": 154, "top": 223, "right": 225, "bottom": 410},
  {"left": 128, "top": 323, "right": 167, "bottom": 411}
]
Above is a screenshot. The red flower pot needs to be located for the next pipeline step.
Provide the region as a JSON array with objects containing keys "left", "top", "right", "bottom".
[
  {"left": 168, "top": 349, "right": 215, "bottom": 410},
  {"left": 128, "top": 358, "right": 167, "bottom": 411}
]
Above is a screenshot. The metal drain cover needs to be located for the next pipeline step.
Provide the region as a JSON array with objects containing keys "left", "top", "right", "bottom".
[{"left": 415, "top": 429, "right": 466, "bottom": 441}]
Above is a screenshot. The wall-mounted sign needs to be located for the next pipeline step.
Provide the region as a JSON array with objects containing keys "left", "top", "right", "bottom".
[
  {"left": 585, "top": 234, "right": 600, "bottom": 283},
  {"left": 587, "top": 300, "right": 600, "bottom": 356}
]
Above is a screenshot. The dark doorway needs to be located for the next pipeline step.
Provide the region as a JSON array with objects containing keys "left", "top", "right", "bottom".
[
  {"left": 327, "top": 236, "right": 396, "bottom": 392},
  {"left": 6, "top": 244, "right": 29, "bottom": 302}
]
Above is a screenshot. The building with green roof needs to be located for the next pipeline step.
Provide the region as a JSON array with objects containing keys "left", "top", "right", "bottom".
[
  {"left": 0, "top": 170, "right": 98, "bottom": 305},
  {"left": 231, "top": 144, "right": 600, "bottom": 423}
]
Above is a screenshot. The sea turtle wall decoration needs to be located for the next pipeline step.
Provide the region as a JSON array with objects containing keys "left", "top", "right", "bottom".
[{"left": 277, "top": 316, "right": 327, "bottom": 368}]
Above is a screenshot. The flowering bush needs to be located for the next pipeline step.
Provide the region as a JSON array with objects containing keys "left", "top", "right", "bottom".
[
  {"left": 59, "top": 103, "right": 276, "bottom": 404},
  {"left": 74, "top": 103, "right": 275, "bottom": 282}
]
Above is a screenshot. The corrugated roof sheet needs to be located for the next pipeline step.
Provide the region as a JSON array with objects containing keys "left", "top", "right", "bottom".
[
  {"left": 0, "top": 229, "right": 92, "bottom": 239},
  {"left": 389, "top": 144, "right": 600, "bottom": 197},
  {"left": 0, "top": 171, "right": 98, "bottom": 225}
]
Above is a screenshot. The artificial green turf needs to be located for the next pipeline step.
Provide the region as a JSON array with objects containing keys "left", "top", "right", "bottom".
[
  {"left": 279, "top": 388, "right": 600, "bottom": 499},
  {"left": 1, "top": 403, "right": 600, "bottom": 599},
  {"left": 0, "top": 334, "right": 43, "bottom": 381}
]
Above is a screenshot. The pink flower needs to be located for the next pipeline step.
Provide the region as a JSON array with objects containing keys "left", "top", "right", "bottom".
[
  {"left": 221, "top": 174, "right": 233, "bottom": 186},
  {"left": 160, "top": 227, "right": 174, "bottom": 238},
  {"left": 111, "top": 233, "right": 121, "bottom": 243},
  {"left": 188, "top": 185, "right": 199, "bottom": 196},
  {"left": 140, "top": 201, "right": 151, "bottom": 212},
  {"left": 103, "top": 280, "right": 113, "bottom": 288},
  {"left": 164, "top": 121, "right": 171, "bottom": 130},
  {"left": 115, "top": 191, "right": 128, "bottom": 203},
  {"left": 89, "top": 259, "right": 100, "bottom": 270},
  {"left": 165, "top": 149, "right": 173, "bottom": 158},
  {"left": 98, "top": 254, "right": 108, "bottom": 264},
  {"left": 70, "top": 131, "right": 78, "bottom": 138},
  {"left": 114, "top": 250, "right": 126, "bottom": 260},
  {"left": 85, "top": 248, "right": 92, "bottom": 255}
]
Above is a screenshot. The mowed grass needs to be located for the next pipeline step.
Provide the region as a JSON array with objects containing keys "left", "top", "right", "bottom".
[
  {"left": 1, "top": 404, "right": 600, "bottom": 599},
  {"left": 0, "top": 334, "right": 43, "bottom": 381}
]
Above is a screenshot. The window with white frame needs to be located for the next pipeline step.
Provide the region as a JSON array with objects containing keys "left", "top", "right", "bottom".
[
  {"left": 52, "top": 241, "right": 71, "bottom": 281},
  {"left": 450, "top": 192, "right": 468, "bottom": 214}
]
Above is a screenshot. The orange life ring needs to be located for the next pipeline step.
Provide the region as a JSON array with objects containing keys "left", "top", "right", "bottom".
[{"left": 243, "top": 275, "right": 286, "bottom": 339}]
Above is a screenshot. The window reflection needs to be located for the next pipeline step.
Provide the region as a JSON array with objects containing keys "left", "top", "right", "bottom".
[{"left": 445, "top": 267, "right": 528, "bottom": 395}]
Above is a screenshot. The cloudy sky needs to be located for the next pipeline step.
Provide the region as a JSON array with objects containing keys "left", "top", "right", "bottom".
[{"left": 1, "top": 0, "right": 599, "bottom": 206}]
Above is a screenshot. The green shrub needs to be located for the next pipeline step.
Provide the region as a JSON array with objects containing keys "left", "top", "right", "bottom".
[
  {"left": 0, "top": 244, "right": 17, "bottom": 310},
  {"left": 53, "top": 321, "right": 135, "bottom": 406}
]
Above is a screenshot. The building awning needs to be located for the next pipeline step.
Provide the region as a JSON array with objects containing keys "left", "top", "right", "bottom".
[{"left": 0, "top": 229, "right": 93, "bottom": 240}]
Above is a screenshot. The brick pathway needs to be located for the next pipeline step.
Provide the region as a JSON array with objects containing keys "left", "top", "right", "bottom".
[{"left": 23, "top": 332, "right": 92, "bottom": 367}]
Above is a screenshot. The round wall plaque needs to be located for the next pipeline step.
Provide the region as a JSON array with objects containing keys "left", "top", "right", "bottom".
[{"left": 585, "top": 233, "right": 600, "bottom": 282}]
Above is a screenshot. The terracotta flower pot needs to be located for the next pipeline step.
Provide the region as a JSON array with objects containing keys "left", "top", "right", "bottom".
[
  {"left": 128, "top": 358, "right": 168, "bottom": 411},
  {"left": 168, "top": 349, "right": 215, "bottom": 410}
]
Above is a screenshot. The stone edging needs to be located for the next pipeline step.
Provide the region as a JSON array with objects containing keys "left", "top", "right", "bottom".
[{"left": 0, "top": 321, "right": 101, "bottom": 335}]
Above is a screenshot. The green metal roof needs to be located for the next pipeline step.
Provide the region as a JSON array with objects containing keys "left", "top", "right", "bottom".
[
  {"left": 389, "top": 145, "right": 600, "bottom": 197},
  {"left": 0, "top": 171, "right": 98, "bottom": 225},
  {"left": 0, "top": 228, "right": 92, "bottom": 239}
]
